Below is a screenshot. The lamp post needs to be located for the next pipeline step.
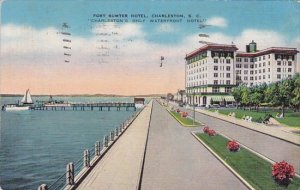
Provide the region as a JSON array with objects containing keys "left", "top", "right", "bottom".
[{"left": 193, "top": 92, "right": 195, "bottom": 125}]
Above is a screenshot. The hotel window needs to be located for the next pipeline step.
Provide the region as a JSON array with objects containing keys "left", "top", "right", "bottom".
[
  {"left": 254, "top": 58, "right": 257, "bottom": 62},
  {"left": 250, "top": 71, "right": 254, "bottom": 74},
  {"left": 226, "top": 73, "right": 231, "bottom": 78},
  {"left": 214, "top": 80, "right": 218, "bottom": 85},
  {"left": 236, "top": 58, "right": 242, "bottom": 62},
  {"left": 263, "top": 69, "right": 265, "bottom": 73},
  {"left": 244, "top": 70, "right": 248, "bottom": 74},
  {"left": 263, "top": 75, "right": 265, "bottom": 79},
  {"left": 255, "top": 70, "right": 257, "bottom": 74},
  {"left": 263, "top": 56, "right": 265, "bottom": 60},
  {"left": 244, "top": 64, "right": 248, "bottom": 68},
  {"left": 250, "top": 64, "right": 254, "bottom": 68},
  {"left": 250, "top": 77, "right": 253, "bottom": 80},
  {"left": 259, "top": 57, "right": 261, "bottom": 61},
  {"left": 263, "top": 62, "right": 265, "bottom": 66},
  {"left": 215, "top": 52, "right": 219, "bottom": 57},
  {"left": 268, "top": 75, "right": 270, "bottom": 79},
  {"left": 255, "top": 64, "right": 257, "bottom": 68},
  {"left": 226, "top": 66, "right": 230, "bottom": 71},
  {"left": 214, "top": 73, "right": 218, "bottom": 77},
  {"left": 259, "top": 63, "right": 261, "bottom": 67},
  {"left": 255, "top": 76, "right": 257, "bottom": 80},
  {"left": 259, "top": 70, "right": 261, "bottom": 73},
  {"left": 288, "top": 61, "right": 292, "bottom": 66},
  {"left": 220, "top": 53, "right": 225, "bottom": 57},
  {"left": 226, "top": 80, "right": 230, "bottom": 85},
  {"left": 250, "top": 58, "right": 254, "bottom": 62},
  {"left": 259, "top": 76, "right": 261, "bottom": 80},
  {"left": 236, "top": 64, "right": 241, "bottom": 68},
  {"left": 277, "top": 68, "right": 281, "bottom": 72},
  {"left": 214, "top": 59, "right": 218, "bottom": 63},
  {"left": 277, "top": 61, "right": 281, "bottom": 66},
  {"left": 244, "top": 76, "right": 248, "bottom": 80},
  {"left": 226, "top": 59, "right": 230, "bottom": 64},
  {"left": 244, "top": 58, "right": 248, "bottom": 62},
  {"left": 214, "top": 66, "right": 218, "bottom": 71},
  {"left": 268, "top": 55, "right": 270, "bottom": 59},
  {"left": 212, "top": 87, "right": 220, "bottom": 93},
  {"left": 225, "top": 87, "right": 232, "bottom": 93},
  {"left": 277, "top": 74, "right": 281, "bottom": 79},
  {"left": 288, "top": 68, "right": 292, "bottom": 72},
  {"left": 236, "top": 76, "right": 241, "bottom": 80},
  {"left": 268, "top": 62, "right": 270, "bottom": 66}
]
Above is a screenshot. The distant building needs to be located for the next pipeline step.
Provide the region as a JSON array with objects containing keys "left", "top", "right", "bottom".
[{"left": 185, "top": 41, "right": 298, "bottom": 106}]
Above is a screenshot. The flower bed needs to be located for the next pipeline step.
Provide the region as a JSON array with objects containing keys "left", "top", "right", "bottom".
[
  {"left": 272, "top": 161, "right": 295, "bottom": 185},
  {"left": 208, "top": 129, "right": 216, "bottom": 136},
  {"left": 181, "top": 111, "right": 188, "bottom": 118},
  {"left": 227, "top": 140, "right": 240, "bottom": 152},
  {"left": 203, "top": 126, "right": 210, "bottom": 133}
]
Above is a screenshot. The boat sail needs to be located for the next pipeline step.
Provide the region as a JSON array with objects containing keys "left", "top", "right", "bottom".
[{"left": 21, "top": 89, "right": 33, "bottom": 104}]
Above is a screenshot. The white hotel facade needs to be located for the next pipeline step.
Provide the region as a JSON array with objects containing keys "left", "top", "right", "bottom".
[{"left": 185, "top": 41, "right": 298, "bottom": 106}]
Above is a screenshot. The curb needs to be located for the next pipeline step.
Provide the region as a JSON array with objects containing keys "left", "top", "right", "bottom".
[{"left": 191, "top": 131, "right": 255, "bottom": 190}]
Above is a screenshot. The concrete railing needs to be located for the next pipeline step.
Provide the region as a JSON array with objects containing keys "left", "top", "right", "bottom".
[{"left": 38, "top": 107, "right": 144, "bottom": 190}]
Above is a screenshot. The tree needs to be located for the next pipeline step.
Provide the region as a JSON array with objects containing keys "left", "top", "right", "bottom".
[
  {"left": 241, "top": 86, "right": 251, "bottom": 108},
  {"left": 277, "top": 78, "right": 294, "bottom": 117},
  {"left": 290, "top": 74, "right": 300, "bottom": 111},
  {"left": 232, "top": 86, "right": 243, "bottom": 105}
]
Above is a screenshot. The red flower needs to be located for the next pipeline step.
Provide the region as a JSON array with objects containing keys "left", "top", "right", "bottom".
[
  {"left": 272, "top": 161, "right": 295, "bottom": 185},
  {"left": 203, "top": 126, "right": 210, "bottom": 133},
  {"left": 227, "top": 140, "right": 240, "bottom": 152},
  {"left": 208, "top": 129, "right": 216, "bottom": 136},
  {"left": 176, "top": 109, "right": 180, "bottom": 113},
  {"left": 181, "top": 112, "right": 188, "bottom": 118}
]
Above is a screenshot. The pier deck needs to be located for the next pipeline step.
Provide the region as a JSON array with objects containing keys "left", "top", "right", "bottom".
[{"left": 76, "top": 101, "right": 152, "bottom": 190}]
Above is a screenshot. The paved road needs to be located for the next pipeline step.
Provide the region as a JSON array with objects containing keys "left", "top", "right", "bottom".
[
  {"left": 76, "top": 102, "right": 152, "bottom": 190},
  {"left": 141, "top": 101, "right": 247, "bottom": 190},
  {"left": 179, "top": 106, "right": 300, "bottom": 174}
]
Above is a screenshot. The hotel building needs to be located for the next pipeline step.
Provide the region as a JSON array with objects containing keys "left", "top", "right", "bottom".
[{"left": 185, "top": 41, "right": 298, "bottom": 106}]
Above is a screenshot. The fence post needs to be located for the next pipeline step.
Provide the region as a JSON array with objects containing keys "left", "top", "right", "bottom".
[
  {"left": 84, "top": 149, "right": 90, "bottom": 167},
  {"left": 38, "top": 184, "right": 48, "bottom": 190},
  {"left": 115, "top": 127, "right": 119, "bottom": 136},
  {"left": 111, "top": 131, "right": 114, "bottom": 141},
  {"left": 66, "top": 162, "right": 74, "bottom": 185},
  {"left": 105, "top": 135, "right": 108, "bottom": 147},
  {"left": 95, "top": 141, "right": 100, "bottom": 156}
]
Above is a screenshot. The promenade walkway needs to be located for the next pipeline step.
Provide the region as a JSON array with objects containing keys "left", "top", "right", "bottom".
[
  {"left": 171, "top": 104, "right": 300, "bottom": 174},
  {"left": 141, "top": 101, "right": 247, "bottom": 190},
  {"left": 76, "top": 101, "right": 153, "bottom": 190}
]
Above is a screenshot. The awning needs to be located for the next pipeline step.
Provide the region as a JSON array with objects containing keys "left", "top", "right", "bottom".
[
  {"left": 211, "top": 96, "right": 223, "bottom": 102},
  {"left": 223, "top": 96, "right": 235, "bottom": 102}
]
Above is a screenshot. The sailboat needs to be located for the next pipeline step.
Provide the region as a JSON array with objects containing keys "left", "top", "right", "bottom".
[{"left": 3, "top": 89, "right": 33, "bottom": 111}]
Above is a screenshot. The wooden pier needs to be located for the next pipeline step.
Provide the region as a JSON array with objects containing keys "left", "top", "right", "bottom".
[{"left": 31, "top": 102, "right": 136, "bottom": 111}]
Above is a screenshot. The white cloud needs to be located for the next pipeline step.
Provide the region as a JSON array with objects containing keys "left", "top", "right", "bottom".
[
  {"left": 206, "top": 17, "right": 228, "bottom": 28},
  {"left": 155, "top": 23, "right": 176, "bottom": 33}
]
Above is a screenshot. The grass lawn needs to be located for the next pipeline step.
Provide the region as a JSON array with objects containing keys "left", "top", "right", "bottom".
[
  {"left": 170, "top": 111, "right": 200, "bottom": 127},
  {"left": 197, "top": 133, "right": 300, "bottom": 190},
  {"left": 209, "top": 108, "right": 300, "bottom": 127}
]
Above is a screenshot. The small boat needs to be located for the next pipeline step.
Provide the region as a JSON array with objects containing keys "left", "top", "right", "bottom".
[{"left": 2, "top": 89, "right": 33, "bottom": 111}]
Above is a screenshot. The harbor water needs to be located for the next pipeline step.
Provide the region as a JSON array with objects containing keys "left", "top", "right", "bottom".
[{"left": 0, "top": 96, "right": 140, "bottom": 190}]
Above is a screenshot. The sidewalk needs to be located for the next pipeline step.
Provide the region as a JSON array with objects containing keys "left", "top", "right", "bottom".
[{"left": 76, "top": 101, "right": 153, "bottom": 190}]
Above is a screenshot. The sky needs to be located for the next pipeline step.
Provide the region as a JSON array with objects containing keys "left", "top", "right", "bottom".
[{"left": 0, "top": 0, "right": 299, "bottom": 95}]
